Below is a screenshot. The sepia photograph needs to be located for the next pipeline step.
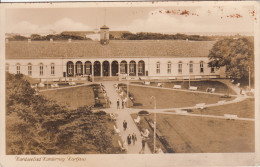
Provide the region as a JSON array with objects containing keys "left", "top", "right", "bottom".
[{"left": 0, "top": 1, "right": 259, "bottom": 166}]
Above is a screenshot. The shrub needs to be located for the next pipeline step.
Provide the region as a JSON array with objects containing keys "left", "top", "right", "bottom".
[
  {"left": 94, "top": 103, "right": 103, "bottom": 108},
  {"left": 133, "top": 103, "right": 142, "bottom": 106},
  {"left": 138, "top": 110, "right": 149, "bottom": 115},
  {"left": 94, "top": 110, "right": 107, "bottom": 116}
]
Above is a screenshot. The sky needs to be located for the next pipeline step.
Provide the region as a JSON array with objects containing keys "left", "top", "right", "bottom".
[{"left": 5, "top": 5, "right": 257, "bottom": 36}]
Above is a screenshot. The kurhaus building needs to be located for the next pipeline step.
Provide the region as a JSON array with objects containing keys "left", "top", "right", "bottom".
[{"left": 5, "top": 25, "right": 226, "bottom": 81}]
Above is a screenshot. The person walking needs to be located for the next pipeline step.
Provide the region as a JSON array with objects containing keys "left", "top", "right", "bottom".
[
  {"left": 123, "top": 120, "right": 127, "bottom": 131},
  {"left": 117, "top": 99, "right": 120, "bottom": 109},
  {"left": 132, "top": 133, "right": 137, "bottom": 145},
  {"left": 127, "top": 134, "right": 132, "bottom": 145},
  {"left": 122, "top": 100, "right": 124, "bottom": 109},
  {"left": 139, "top": 137, "right": 146, "bottom": 154}
]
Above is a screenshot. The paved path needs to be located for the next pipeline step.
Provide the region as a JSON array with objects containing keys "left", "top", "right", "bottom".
[{"left": 102, "top": 81, "right": 152, "bottom": 154}]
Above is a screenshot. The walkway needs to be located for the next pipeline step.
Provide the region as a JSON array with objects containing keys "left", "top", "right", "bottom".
[{"left": 102, "top": 81, "right": 152, "bottom": 154}]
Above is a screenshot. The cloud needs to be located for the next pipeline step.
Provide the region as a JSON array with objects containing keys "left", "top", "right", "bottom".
[{"left": 7, "top": 18, "right": 91, "bottom": 35}]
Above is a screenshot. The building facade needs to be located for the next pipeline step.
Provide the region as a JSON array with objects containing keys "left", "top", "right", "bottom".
[{"left": 5, "top": 26, "right": 226, "bottom": 81}]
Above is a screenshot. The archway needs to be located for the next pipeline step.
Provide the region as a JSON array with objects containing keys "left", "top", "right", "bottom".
[
  {"left": 129, "top": 60, "right": 136, "bottom": 76},
  {"left": 102, "top": 61, "right": 110, "bottom": 76},
  {"left": 111, "top": 61, "right": 119, "bottom": 76},
  {"left": 94, "top": 61, "right": 101, "bottom": 76},
  {"left": 67, "top": 61, "right": 74, "bottom": 77},
  {"left": 120, "top": 60, "right": 127, "bottom": 74},
  {"left": 85, "top": 61, "right": 92, "bottom": 75},
  {"left": 75, "top": 61, "right": 83, "bottom": 76},
  {"left": 138, "top": 60, "right": 145, "bottom": 76}
]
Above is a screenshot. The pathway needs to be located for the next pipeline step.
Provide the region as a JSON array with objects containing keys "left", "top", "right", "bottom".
[{"left": 102, "top": 81, "right": 152, "bottom": 154}]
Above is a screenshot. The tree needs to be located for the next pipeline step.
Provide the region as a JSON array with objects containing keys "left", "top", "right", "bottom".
[
  {"left": 208, "top": 37, "right": 254, "bottom": 82},
  {"left": 6, "top": 73, "right": 114, "bottom": 154}
]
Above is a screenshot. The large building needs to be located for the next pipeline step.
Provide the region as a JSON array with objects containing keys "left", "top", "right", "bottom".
[{"left": 5, "top": 25, "right": 226, "bottom": 81}]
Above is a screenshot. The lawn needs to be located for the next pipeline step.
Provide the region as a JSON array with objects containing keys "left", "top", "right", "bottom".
[
  {"left": 132, "top": 80, "right": 237, "bottom": 95},
  {"left": 183, "top": 98, "right": 255, "bottom": 119},
  {"left": 40, "top": 85, "right": 95, "bottom": 109},
  {"left": 131, "top": 113, "right": 254, "bottom": 153},
  {"left": 127, "top": 85, "right": 235, "bottom": 109}
]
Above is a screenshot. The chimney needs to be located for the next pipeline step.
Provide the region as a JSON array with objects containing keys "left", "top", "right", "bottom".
[
  {"left": 28, "top": 39, "right": 31, "bottom": 43},
  {"left": 100, "top": 25, "right": 109, "bottom": 45}
]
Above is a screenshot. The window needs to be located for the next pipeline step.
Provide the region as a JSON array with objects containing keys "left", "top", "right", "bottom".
[
  {"left": 167, "top": 62, "right": 171, "bottom": 74},
  {"left": 211, "top": 66, "right": 215, "bottom": 73},
  {"left": 28, "top": 63, "right": 32, "bottom": 76},
  {"left": 156, "top": 62, "right": 160, "bottom": 74},
  {"left": 16, "top": 63, "right": 20, "bottom": 74},
  {"left": 200, "top": 61, "right": 204, "bottom": 73},
  {"left": 178, "top": 62, "right": 182, "bottom": 74},
  {"left": 68, "top": 62, "right": 73, "bottom": 75},
  {"left": 5, "top": 64, "right": 9, "bottom": 72},
  {"left": 130, "top": 64, "right": 134, "bottom": 73},
  {"left": 39, "top": 63, "right": 43, "bottom": 76},
  {"left": 189, "top": 61, "right": 193, "bottom": 73},
  {"left": 51, "top": 63, "right": 55, "bottom": 75}
]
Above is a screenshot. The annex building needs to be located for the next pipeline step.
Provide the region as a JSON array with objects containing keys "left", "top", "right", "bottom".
[{"left": 5, "top": 25, "right": 226, "bottom": 81}]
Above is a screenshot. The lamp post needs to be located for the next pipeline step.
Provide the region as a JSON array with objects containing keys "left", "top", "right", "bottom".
[
  {"left": 248, "top": 66, "right": 251, "bottom": 90},
  {"left": 187, "top": 63, "right": 191, "bottom": 88},
  {"left": 150, "top": 96, "right": 156, "bottom": 153},
  {"left": 127, "top": 74, "right": 129, "bottom": 107}
]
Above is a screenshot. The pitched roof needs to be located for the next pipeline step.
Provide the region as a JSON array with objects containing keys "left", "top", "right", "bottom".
[{"left": 5, "top": 40, "right": 215, "bottom": 59}]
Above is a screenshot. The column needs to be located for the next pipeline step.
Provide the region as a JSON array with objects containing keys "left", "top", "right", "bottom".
[
  {"left": 136, "top": 63, "right": 138, "bottom": 76},
  {"left": 91, "top": 63, "right": 94, "bottom": 76},
  {"left": 118, "top": 62, "right": 121, "bottom": 74},
  {"left": 83, "top": 64, "right": 85, "bottom": 75},
  {"left": 101, "top": 62, "right": 103, "bottom": 77},
  {"left": 109, "top": 62, "right": 112, "bottom": 77},
  {"left": 127, "top": 62, "right": 129, "bottom": 76},
  {"left": 74, "top": 63, "right": 76, "bottom": 77}
]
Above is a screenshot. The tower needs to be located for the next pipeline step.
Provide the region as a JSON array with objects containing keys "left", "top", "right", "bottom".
[{"left": 100, "top": 25, "right": 109, "bottom": 45}]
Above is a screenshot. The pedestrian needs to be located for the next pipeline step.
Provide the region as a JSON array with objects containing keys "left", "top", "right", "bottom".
[
  {"left": 132, "top": 133, "right": 137, "bottom": 145},
  {"left": 122, "top": 100, "right": 124, "bottom": 109},
  {"left": 127, "top": 134, "right": 132, "bottom": 145},
  {"left": 139, "top": 137, "right": 146, "bottom": 154},
  {"left": 123, "top": 120, "right": 127, "bottom": 131},
  {"left": 117, "top": 99, "right": 120, "bottom": 109}
]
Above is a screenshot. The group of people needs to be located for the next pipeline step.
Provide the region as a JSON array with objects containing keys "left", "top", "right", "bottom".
[
  {"left": 117, "top": 99, "right": 126, "bottom": 109},
  {"left": 127, "top": 133, "right": 137, "bottom": 145}
]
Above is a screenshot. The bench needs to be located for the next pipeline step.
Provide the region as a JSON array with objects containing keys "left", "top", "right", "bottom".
[
  {"left": 51, "top": 83, "right": 59, "bottom": 88},
  {"left": 118, "top": 140, "right": 127, "bottom": 152},
  {"left": 173, "top": 85, "right": 181, "bottom": 89},
  {"left": 195, "top": 76, "right": 202, "bottom": 79},
  {"left": 109, "top": 113, "right": 117, "bottom": 121},
  {"left": 134, "top": 116, "right": 141, "bottom": 124},
  {"left": 157, "top": 83, "right": 163, "bottom": 87},
  {"left": 206, "top": 87, "right": 215, "bottom": 93},
  {"left": 209, "top": 76, "right": 217, "bottom": 78},
  {"left": 168, "top": 77, "right": 176, "bottom": 80},
  {"left": 224, "top": 114, "right": 238, "bottom": 120},
  {"left": 195, "top": 103, "right": 206, "bottom": 109},
  {"left": 175, "top": 110, "right": 188, "bottom": 115},
  {"left": 144, "top": 81, "right": 150, "bottom": 85},
  {"left": 217, "top": 100, "right": 226, "bottom": 104},
  {"left": 69, "top": 82, "right": 76, "bottom": 86},
  {"left": 189, "top": 86, "right": 198, "bottom": 91},
  {"left": 38, "top": 83, "right": 45, "bottom": 88},
  {"left": 114, "top": 125, "right": 120, "bottom": 134}
]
